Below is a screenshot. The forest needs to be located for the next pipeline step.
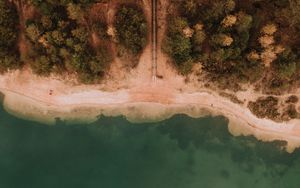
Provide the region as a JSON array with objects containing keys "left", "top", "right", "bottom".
[
  {"left": 1, "top": 0, "right": 300, "bottom": 91},
  {"left": 0, "top": 0, "right": 19, "bottom": 71},
  {"left": 0, "top": 0, "right": 147, "bottom": 83},
  {"left": 163, "top": 0, "right": 300, "bottom": 94}
]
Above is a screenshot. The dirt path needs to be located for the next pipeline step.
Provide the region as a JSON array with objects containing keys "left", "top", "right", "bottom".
[{"left": 11, "top": 0, "right": 34, "bottom": 58}]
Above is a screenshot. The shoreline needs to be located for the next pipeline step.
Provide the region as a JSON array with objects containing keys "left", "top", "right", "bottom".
[{"left": 1, "top": 85, "right": 300, "bottom": 153}]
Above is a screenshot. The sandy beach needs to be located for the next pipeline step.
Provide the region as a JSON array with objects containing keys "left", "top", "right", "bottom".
[
  {"left": 1, "top": 63, "right": 300, "bottom": 153},
  {"left": 1, "top": 0, "right": 300, "bottom": 153}
]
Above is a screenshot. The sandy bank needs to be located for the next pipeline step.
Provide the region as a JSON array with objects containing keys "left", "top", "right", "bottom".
[
  {"left": 1, "top": 41, "right": 300, "bottom": 153},
  {"left": 1, "top": 84, "right": 300, "bottom": 153}
]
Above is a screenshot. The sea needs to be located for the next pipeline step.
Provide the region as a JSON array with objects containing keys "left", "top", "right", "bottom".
[{"left": 0, "top": 101, "right": 300, "bottom": 188}]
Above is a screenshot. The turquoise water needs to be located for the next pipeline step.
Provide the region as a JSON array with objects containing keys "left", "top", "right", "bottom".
[{"left": 0, "top": 102, "right": 300, "bottom": 188}]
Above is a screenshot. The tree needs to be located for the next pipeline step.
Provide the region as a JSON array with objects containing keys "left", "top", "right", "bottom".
[
  {"left": 89, "top": 47, "right": 112, "bottom": 76},
  {"left": 289, "top": 0, "right": 300, "bottom": 26},
  {"left": 71, "top": 27, "right": 88, "bottom": 42},
  {"left": 273, "top": 48, "right": 297, "bottom": 79},
  {"left": 181, "top": 0, "right": 198, "bottom": 17},
  {"left": 236, "top": 12, "right": 252, "bottom": 33},
  {"left": 169, "top": 34, "right": 192, "bottom": 64},
  {"left": 0, "top": 1, "right": 19, "bottom": 49},
  {"left": 67, "top": 3, "right": 84, "bottom": 22},
  {"left": 26, "top": 24, "right": 41, "bottom": 42},
  {"left": 41, "top": 16, "right": 53, "bottom": 29},
  {"left": 207, "top": 1, "right": 226, "bottom": 21},
  {"left": 225, "top": 0, "right": 236, "bottom": 13},
  {"left": 211, "top": 33, "right": 233, "bottom": 47},
  {"left": 163, "top": 17, "right": 192, "bottom": 65},
  {"left": 31, "top": 55, "right": 52, "bottom": 75},
  {"left": 0, "top": 0, "right": 20, "bottom": 71},
  {"left": 0, "top": 52, "right": 19, "bottom": 72},
  {"left": 221, "top": 15, "right": 237, "bottom": 28},
  {"left": 50, "top": 30, "right": 65, "bottom": 46},
  {"left": 193, "top": 30, "right": 206, "bottom": 45},
  {"left": 115, "top": 5, "right": 148, "bottom": 55}
]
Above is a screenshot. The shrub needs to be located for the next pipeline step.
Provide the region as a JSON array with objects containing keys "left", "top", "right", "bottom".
[
  {"left": 286, "top": 95, "right": 299, "bottom": 103},
  {"left": 283, "top": 104, "right": 299, "bottom": 120},
  {"left": 248, "top": 96, "right": 280, "bottom": 120}
]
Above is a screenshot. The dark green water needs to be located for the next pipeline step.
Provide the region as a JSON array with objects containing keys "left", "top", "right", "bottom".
[{"left": 0, "top": 102, "right": 300, "bottom": 188}]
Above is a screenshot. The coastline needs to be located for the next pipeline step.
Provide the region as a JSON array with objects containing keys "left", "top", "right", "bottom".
[{"left": 1, "top": 83, "right": 300, "bottom": 153}]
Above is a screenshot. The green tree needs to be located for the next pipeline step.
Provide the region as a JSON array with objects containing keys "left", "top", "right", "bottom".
[
  {"left": 225, "top": 0, "right": 236, "bottom": 13},
  {"left": 193, "top": 30, "right": 206, "bottom": 45},
  {"left": 163, "top": 17, "right": 192, "bottom": 66},
  {"left": 236, "top": 12, "right": 253, "bottom": 33},
  {"left": 31, "top": 55, "right": 52, "bottom": 75},
  {"left": 273, "top": 49, "right": 297, "bottom": 79},
  {"left": 51, "top": 30, "right": 65, "bottom": 46},
  {"left": 0, "top": 0, "right": 20, "bottom": 71},
  {"left": 115, "top": 5, "right": 148, "bottom": 55},
  {"left": 67, "top": 3, "right": 84, "bottom": 22},
  {"left": 14, "top": 0, "right": 112, "bottom": 82},
  {"left": 26, "top": 24, "right": 41, "bottom": 41}
]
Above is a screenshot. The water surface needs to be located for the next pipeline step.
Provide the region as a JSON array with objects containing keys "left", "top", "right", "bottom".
[{"left": 0, "top": 103, "right": 300, "bottom": 188}]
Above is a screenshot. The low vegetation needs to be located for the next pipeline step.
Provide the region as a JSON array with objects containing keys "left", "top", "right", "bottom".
[
  {"left": 164, "top": 0, "right": 300, "bottom": 93},
  {"left": 248, "top": 96, "right": 280, "bottom": 121},
  {"left": 282, "top": 104, "right": 299, "bottom": 120},
  {"left": 286, "top": 95, "right": 299, "bottom": 104},
  {"left": 249, "top": 95, "right": 300, "bottom": 121},
  {"left": 219, "top": 92, "right": 244, "bottom": 104}
]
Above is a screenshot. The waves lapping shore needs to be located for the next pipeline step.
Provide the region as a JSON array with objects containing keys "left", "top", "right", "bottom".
[{"left": 1, "top": 86, "right": 300, "bottom": 153}]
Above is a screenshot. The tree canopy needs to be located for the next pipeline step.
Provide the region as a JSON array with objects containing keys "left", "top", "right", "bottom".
[
  {"left": 24, "top": 0, "right": 112, "bottom": 82},
  {"left": 0, "top": 1, "right": 20, "bottom": 72},
  {"left": 164, "top": 0, "right": 300, "bottom": 92},
  {"left": 115, "top": 4, "right": 148, "bottom": 55}
]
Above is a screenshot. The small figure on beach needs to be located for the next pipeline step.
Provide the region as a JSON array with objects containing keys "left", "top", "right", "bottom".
[{"left": 49, "top": 90, "right": 53, "bottom": 95}]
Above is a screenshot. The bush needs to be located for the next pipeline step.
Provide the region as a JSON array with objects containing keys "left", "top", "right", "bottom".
[
  {"left": 248, "top": 96, "right": 280, "bottom": 120},
  {"left": 286, "top": 95, "right": 298, "bottom": 104},
  {"left": 284, "top": 104, "right": 299, "bottom": 119}
]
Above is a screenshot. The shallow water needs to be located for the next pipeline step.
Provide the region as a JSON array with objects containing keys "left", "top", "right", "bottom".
[{"left": 0, "top": 103, "right": 300, "bottom": 188}]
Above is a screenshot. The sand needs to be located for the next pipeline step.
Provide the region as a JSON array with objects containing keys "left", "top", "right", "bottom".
[{"left": 1, "top": 66, "right": 300, "bottom": 153}]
